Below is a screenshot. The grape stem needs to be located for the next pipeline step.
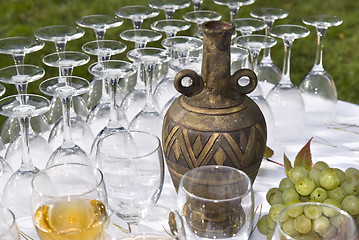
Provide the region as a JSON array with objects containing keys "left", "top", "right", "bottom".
[
  {"left": 250, "top": 204, "right": 263, "bottom": 237},
  {"left": 265, "top": 158, "right": 285, "bottom": 167}
]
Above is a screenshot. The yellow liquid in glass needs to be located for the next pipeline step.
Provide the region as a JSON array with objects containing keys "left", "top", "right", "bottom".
[{"left": 34, "top": 198, "right": 107, "bottom": 240}]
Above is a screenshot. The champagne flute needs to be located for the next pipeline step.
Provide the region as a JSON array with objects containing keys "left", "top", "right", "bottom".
[
  {"left": 31, "top": 163, "right": 108, "bottom": 239},
  {"left": 299, "top": 15, "right": 343, "bottom": 126},
  {"left": 0, "top": 205, "right": 20, "bottom": 240},
  {"left": 115, "top": 5, "right": 160, "bottom": 29},
  {"left": 148, "top": 0, "right": 191, "bottom": 20}
]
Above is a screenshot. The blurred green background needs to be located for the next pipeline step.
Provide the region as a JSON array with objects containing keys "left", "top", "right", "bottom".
[{"left": 0, "top": 0, "right": 357, "bottom": 104}]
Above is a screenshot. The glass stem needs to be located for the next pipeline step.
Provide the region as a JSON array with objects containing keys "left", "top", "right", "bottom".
[
  {"left": 12, "top": 53, "right": 25, "bottom": 65},
  {"left": 229, "top": 6, "right": 239, "bottom": 22},
  {"left": 165, "top": 9, "right": 175, "bottom": 20},
  {"left": 19, "top": 116, "right": 35, "bottom": 171},
  {"left": 143, "top": 63, "right": 156, "bottom": 112},
  {"left": 280, "top": 38, "right": 294, "bottom": 85},
  {"left": 98, "top": 54, "right": 111, "bottom": 104},
  {"left": 15, "top": 83, "right": 28, "bottom": 105},
  {"left": 60, "top": 66, "right": 73, "bottom": 78},
  {"left": 60, "top": 94, "right": 75, "bottom": 148},
  {"left": 261, "top": 20, "right": 275, "bottom": 63},
  {"left": 132, "top": 19, "right": 143, "bottom": 29},
  {"left": 95, "top": 27, "right": 106, "bottom": 41},
  {"left": 54, "top": 38, "right": 67, "bottom": 52},
  {"left": 313, "top": 27, "right": 326, "bottom": 71},
  {"left": 192, "top": 0, "right": 202, "bottom": 11},
  {"left": 249, "top": 49, "right": 260, "bottom": 74},
  {"left": 135, "top": 42, "right": 147, "bottom": 49},
  {"left": 107, "top": 76, "right": 122, "bottom": 129}
]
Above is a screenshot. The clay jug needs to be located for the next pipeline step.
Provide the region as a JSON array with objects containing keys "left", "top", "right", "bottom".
[{"left": 162, "top": 21, "right": 267, "bottom": 190}]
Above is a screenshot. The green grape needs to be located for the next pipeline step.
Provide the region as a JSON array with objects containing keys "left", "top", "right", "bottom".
[
  {"left": 327, "top": 187, "right": 346, "bottom": 203},
  {"left": 313, "top": 161, "right": 329, "bottom": 171},
  {"left": 282, "top": 217, "right": 299, "bottom": 237},
  {"left": 310, "top": 187, "right": 328, "bottom": 202},
  {"left": 340, "top": 180, "right": 359, "bottom": 195},
  {"left": 341, "top": 195, "right": 359, "bottom": 216},
  {"left": 279, "top": 178, "right": 295, "bottom": 192},
  {"left": 334, "top": 168, "right": 346, "bottom": 184},
  {"left": 269, "top": 204, "right": 285, "bottom": 222},
  {"left": 345, "top": 167, "right": 359, "bottom": 182},
  {"left": 289, "top": 166, "right": 308, "bottom": 184},
  {"left": 329, "top": 214, "right": 343, "bottom": 228},
  {"left": 299, "top": 195, "right": 310, "bottom": 202},
  {"left": 312, "top": 215, "right": 331, "bottom": 234},
  {"left": 266, "top": 188, "right": 284, "bottom": 205},
  {"left": 309, "top": 168, "right": 322, "bottom": 187},
  {"left": 266, "top": 213, "right": 276, "bottom": 230},
  {"left": 282, "top": 188, "right": 299, "bottom": 203},
  {"left": 285, "top": 199, "right": 303, "bottom": 218},
  {"left": 294, "top": 214, "right": 312, "bottom": 234},
  {"left": 257, "top": 215, "right": 269, "bottom": 235},
  {"left": 322, "top": 199, "right": 341, "bottom": 217},
  {"left": 266, "top": 229, "right": 273, "bottom": 240},
  {"left": 295, "top": 177, "right": 316, "bottom": 196},
  {"left": 304, "top": 204, "right": 323, "bottom": 219},
  {"left": 319, "top": 225, "right": 336, "bottom": 239},
  {"left": 319, "top": 168, "right": 340, "bottom": 190},
  {"left": 299, "top": 232, "right": 321, "bottom": 240}
]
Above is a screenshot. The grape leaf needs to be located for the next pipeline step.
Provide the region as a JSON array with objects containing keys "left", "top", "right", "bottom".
[
  {"left": 263, "top": 146, "right": 274, "bottom": 158},
  {"left": 284, "top": 153, "right": 292, "bottom": 177},
  {"left": 294, "top": 137, "right": 313, "bottom": 171}
]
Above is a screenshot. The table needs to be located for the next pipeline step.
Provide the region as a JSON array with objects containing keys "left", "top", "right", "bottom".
[{"left": 16, "top": 100, "right": 359, "bottom": 239}]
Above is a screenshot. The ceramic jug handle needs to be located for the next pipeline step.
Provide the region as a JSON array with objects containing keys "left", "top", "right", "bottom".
[
  {"left": 231, "top": 68, "right": 257, "bottom": 94},
  {"left": 174, "top": 69, "right": 204, "bottom": 97}
]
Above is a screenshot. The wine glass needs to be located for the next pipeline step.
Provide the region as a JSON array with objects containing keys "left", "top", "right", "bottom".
[
  {"left": 235, "top": 34, "right": 277, "bottom": 145},
  {"left": 30, "top": 163, "right": 108, "bottom": 239},
  {"left": 0, "top": 205, "right": 20, "bottom": 240},
  {"left": 250, "top": 8, "right": 289, "bottom": 94},
  {"left": 34, "top": 25, "right": 85, "bottom": 52},
  {"left": 212, "top": 0, "right": 255, "bottom": 21},
  {"left": 272, "top": 202, "right": 358, "bottom": 240},
  {"left": 267, "top": 25, "right": 310, "bottom": 142},
  {"left": 177, "top": 165, "right": 254, "bottom": 239},
  {"left": 127, "top": 48, "right": 169, "bottom": 137},
  {"left": 120, "top": 29, "right": 162, "bottom": 49},
  {"left": 115, "top": 5, "right": 160, "bottom": 29},
  {"left": 161, "top": 36, "right": 203, "bottom": 59},
  {"left": 148, "top": 0, "right": 191, "bottom": 20},
  {"left": 0, "top": 94, "right": 50, "bottom": 218},
  {"left": 0, "top": 65, "right": 53, "bottom": 171},
  {"left": 230, "top": 46, "right": 248, "bottom": 74},
  {"left": 299, "top": 15, "right": 343, "bottom": 126},
  {"left": 88, "top": 60, "right": 137, "bottom": 158},
  {"left": 232, "top": 18, "right": 266, "bottom": 36},
  {"left": 76, "top": 14, "right": 123, "bottom": 41},
  {"left": 39, "top": 76, "right": 92, "bottom": 167},
  {"left": 82, "top": 40, "right": 128, "bottom": 134},
  {"left": 151, "top": 19, "right": 191, "bottom": 38},
  {"left": 96, "top": 130, "right": 164, "bottom": 219},
  {"left": 104, "top": 204, "right": 185, "bottom": 239},
  {"left": 183, "top": 10, "right": 222, "bottom": 39}
]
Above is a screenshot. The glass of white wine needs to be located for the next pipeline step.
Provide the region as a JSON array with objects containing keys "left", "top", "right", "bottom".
[{"left": 30, "top": 163, "right": 108, "bottom": 240}]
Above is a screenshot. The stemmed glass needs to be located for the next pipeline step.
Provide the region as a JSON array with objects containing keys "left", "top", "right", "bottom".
[
  {"left": 30, "top": 163, "right": 108, "bottom": 239},
  {"left": 235, "top": 34, "right": 277, "bottom": 145},
  {"left": 82, "top": 40, "right": 128, "bottom": 134},
  {"left": 183, "top": 10, "right": 222, "bottom": 39},
  {"left": 115, "top": 5, "right": 160, "bottom": 29},
  {"left": 148, "top": 0, "right": 191, "bottom": 20},
  {"left": 0, "top": 94, "right": 50, "bottom": 218},
  {"left": 299, "top": 15, "right": 343, "bottom": 125},
  {"left": 96, "top": 130, "right": 164, "bottom": 221},
  {"left": 120, "top": 29, "right": 162, "bottom": 49},
  {"left": 267, "top": 25, "right": 310, "bottom": 142},
  {"left": 127, "top": 48, "right": 169, "bottom": 137},
  {"left": 151, "top": 19, "right": 191, "bottom": 38},
  {"left": 232, "top": 18, "right": 266, "bottom": 36},
  {"left": 39, "top": 76, "right": 92, "bottom": 167},
  {"left": 161, "top": 36, "right": 203, "bottom": 59},
  {"left": 0, "top": 205, "right": 20, "bottom": 239},
  {"left": 177, "top": 166, "right": 254, "bottom": 239},
  {"left": 212, "top": 0, "right": 255, "bottom": 21},
  {"left": 0, "top": 65, "right": 53, "bottom": 171},
  {"left": 250, "top": 8, "right": 289, "bottom": 92},
  {"left": 88, "top": 60, "right": 136, "bottom": 158}
]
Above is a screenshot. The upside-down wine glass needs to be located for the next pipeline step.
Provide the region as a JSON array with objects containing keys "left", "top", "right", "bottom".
[
  {"left": 127, "top": 48, "right": 169, "bottom": 137},
  {"left": 183, "top": 10, "right": 222, "bottom": 39},
  {"left": 88, "top": 60, "right": 136, "bottom": 158},
  {"left": 0, "top": 94, "right": 50, "bottom": 218},
  {"left": 151, "top": 19, "right": 191, "bottom": 38},
  {"left": 149, "top": 0, "right": 191, "bottom": 20},
  {"left": 232, "top": 18, "right": 266, "bottom": 36},
  {"left": 299, "top": 15, "right": 343, "bottom": 126},
  {"left": 0, "top": 37, "right": 45, "bottom": 144},
  {"left": 235, "top": 34, "right": 277, "bottom": 146},
  {"left": 250, "top": 8, "right": 289, "bottom": 94},
  {"left": 267, "top": 25, "right": 310, "bottom": 142},
  {"left": 212, "top": 0, "right": 255, "bottom": 21},
  {"left": 120, "top": 29, "right": 163, "bottom": 49},
  {"left": 39, "top": 76, "right": 91, "bottom": 167},
  {"left": 0, "top": 65, "right": 53, "bottom": 171},
  {"left": 82, "top": 40, "right": 128, "bottom": 134},
  {"left": 42, "top": 51, "right": 94, "bottom": 154},
  {"left": 115, "top": 5, "right": 160, "bottom": 29}
]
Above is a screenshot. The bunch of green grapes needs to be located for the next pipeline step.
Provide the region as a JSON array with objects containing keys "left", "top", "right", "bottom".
[{"left": 257, "top": 161, "right": 359, "bottom": 239}]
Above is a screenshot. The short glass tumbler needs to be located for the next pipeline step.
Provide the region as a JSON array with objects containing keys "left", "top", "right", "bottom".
[{"left": 177, "top": 165, "right": 254, "bottom": 240}]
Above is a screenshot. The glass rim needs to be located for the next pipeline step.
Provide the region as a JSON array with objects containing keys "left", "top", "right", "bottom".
[
  {"left": 31, "top": 163, "right": 104, "bottom": 199},
  {"left": 179, "top": 165, "right": 253, "bottom": 201},
  {"left": 0, "top": 206, "right": 16, "bottom": 238},
  {"left": 275, "top": 201, "right": 359, "bottom": 239},
  {"left": 97, "top": 130, "right": 161, "bottom": 160}
]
